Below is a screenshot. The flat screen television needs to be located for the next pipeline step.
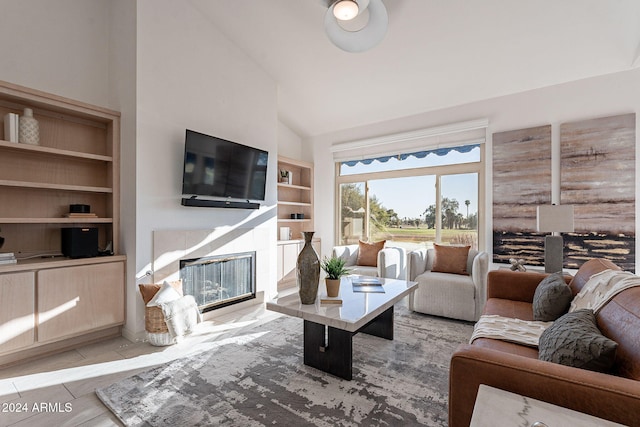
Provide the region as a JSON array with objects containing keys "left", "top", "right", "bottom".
[{"left": 181, "top": 129, "right": 269, "bottom": 202}]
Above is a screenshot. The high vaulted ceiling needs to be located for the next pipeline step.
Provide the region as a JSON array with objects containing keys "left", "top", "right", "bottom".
[{"left": 191, "top": 0, "right": 640, "bottom": 138}]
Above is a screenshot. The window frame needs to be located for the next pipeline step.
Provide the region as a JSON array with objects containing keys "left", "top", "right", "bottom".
[{"left": 334, "top": 145, "right": 485, "bottom": 249}]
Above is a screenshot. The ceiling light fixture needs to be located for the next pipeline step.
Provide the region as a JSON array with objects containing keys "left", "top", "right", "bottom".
[
  {"left": 333, "top": 0, "right": 359, "bottom": 21},
  {"left": 325, "top": 0, "right": 388, "bottom": 53}
]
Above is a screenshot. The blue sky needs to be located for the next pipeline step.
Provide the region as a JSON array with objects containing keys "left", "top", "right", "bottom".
[{"left": 367, "top": 174, "right": 478, "bottom": 220}]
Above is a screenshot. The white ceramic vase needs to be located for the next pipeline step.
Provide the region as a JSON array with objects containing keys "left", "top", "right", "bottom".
[{"left": 19, "top": 108, "right": 39, "bottom": 145}]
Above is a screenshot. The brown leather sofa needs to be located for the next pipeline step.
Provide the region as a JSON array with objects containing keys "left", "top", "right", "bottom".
[{"left": 449, "top": 258, "right": 640, "bottom": 427}]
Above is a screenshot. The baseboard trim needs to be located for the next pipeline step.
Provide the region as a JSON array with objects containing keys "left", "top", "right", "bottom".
[
  {"left": 121, "top": 327, "right": 146, "bottom": 343},
  {"left": 0, "top": 326, "right": 122, "bottom": 369}
]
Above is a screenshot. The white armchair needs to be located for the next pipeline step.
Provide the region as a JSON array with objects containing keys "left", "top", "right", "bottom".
[
  {"left": 332, "top": 245, "right": 406, "bottom": 280},
  {"left": 408, "top": 248, "right": 488, "bottom": 321}
]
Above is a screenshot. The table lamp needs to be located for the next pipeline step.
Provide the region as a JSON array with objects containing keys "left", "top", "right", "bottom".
[{"left": 537, "top": 205, "right": 574, "bottom": 273}]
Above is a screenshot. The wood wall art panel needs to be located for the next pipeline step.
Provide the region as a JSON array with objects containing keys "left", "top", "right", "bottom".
[
  {"left": 492, "top": 125, "right": 551, "bottom": 266},
  {"left": 561, "top": 113, "right": 636, "bottom": 271}
]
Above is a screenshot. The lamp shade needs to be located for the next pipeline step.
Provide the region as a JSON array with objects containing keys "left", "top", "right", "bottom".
[
  {"left": 536, "top": 205, "right": 575, "bottom": 233},
  {"left": 333, "top": 0, "right": 359, "bottom": 21},
  {"left": 325, "top": 0, "right": 387, "bottom": 53}
]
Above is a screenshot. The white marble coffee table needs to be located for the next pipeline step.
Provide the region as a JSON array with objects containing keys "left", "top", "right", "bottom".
[{"left": 266, "top": 276, "right": 418, "bottom": 380}]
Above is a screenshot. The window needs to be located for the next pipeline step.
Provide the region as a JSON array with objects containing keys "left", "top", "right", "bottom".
[
  {"left": 339, "top": 182, "right": 366, "bottom": 244},
  {"left": 336, "top": 144, "right": 483, "bottom": 251}
]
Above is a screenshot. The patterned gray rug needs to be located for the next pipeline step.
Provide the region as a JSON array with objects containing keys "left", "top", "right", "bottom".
[{"left": 96, "top": 306, "right": 473, "bottom": 426}]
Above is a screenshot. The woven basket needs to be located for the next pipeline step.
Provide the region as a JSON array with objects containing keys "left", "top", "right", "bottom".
[
  {"left": 145, "top": 306, "right": 169, "bottom": 333},
  {"left": 139, "top": 281, "right": 183, "bottom": 336}
]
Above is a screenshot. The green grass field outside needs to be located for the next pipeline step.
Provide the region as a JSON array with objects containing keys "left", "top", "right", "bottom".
[{"left": 370, "top": 226, "right": 478, "bottom": 249}]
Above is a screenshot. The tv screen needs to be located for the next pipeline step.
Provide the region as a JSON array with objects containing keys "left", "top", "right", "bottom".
[{"left": 182, "top": 130, "right": 268, "bottom": 201}]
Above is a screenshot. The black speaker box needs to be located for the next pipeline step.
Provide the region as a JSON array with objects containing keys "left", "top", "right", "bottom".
[{"left": 61, "top": 227, "right": 98, "bottom": 258}]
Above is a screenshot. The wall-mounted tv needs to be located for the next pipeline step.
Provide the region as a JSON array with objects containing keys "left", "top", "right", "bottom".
[{"left": 181, "top": 130, "right": 268, "bottom": 206}]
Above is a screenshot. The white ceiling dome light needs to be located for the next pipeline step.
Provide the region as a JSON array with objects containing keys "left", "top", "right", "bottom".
[
  {"left": 333, "top": 0, "right": 359, "bottom": 21},
  {"left": 325, "top": 0, "right": 388, "bottom": 53}
]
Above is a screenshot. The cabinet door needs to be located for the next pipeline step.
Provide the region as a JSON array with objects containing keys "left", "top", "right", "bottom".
[
  {"left": 37, "top": 261, "right": 125, "bottom": 343},
  {"left": 0, "top": 272, "right": 35, "bottom": 354},
  {"left": 276, "top": 245, "right": 284, "bottom": 282},
  {"left": 282, "top": 243, "right": 299, "bottom": 282},
  {"left": 312, "top": 239, "right": 321, "bottom": 259}
]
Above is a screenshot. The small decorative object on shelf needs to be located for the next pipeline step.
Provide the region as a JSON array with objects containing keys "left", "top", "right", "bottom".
[
  {"left": 297, "top": 231, "right": 320, "bottom": 304},
  {"left": 279, "top": 226, "right": 291, "bottom": 241},
  {"left": 279, "top": 169, "right": 291, "bottom": 184},
  {"left": 509, "top": 258, "right": 527, "bottom": 272},
  {"left": 3, "top": 112, "right": 19, "bottom": 142},
  {"left": 64, "top": 203, "right": 97, "bottom": 218},
  {"left": 18, "top": 107, "right": 39, "bottom": 145}
]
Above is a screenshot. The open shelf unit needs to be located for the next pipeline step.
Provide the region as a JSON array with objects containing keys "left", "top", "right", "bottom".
[
  {"left": 276, "top": 156, "right": 319, "bottom": 290},
  {"left": 0, "top": 80, "right": 120, "bottom": 260},
  {"left": 0, "top": 80, "right": 125, "bottom": 365},
  {"left": 277, "top": 156, "right": 314, "bottom": 240}
]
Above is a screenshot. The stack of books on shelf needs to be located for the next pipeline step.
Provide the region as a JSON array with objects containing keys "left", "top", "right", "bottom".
[
  {"left": 64, "top": 212, "right": 98, "bottom": 219},
  {"left": 0, "top": 252, "right": 17, "bottom": 265}
]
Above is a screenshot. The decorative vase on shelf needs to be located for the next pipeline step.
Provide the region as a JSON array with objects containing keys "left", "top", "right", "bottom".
[
  {"left": 19, "top": 108, "right": 39, "bottom": 145},
  {"left": 297, "top": 231, "right": 320, "bottom": 304}
]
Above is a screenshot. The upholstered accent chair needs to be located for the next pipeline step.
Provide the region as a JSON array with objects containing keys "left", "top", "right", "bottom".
[
  {"left": 408, "top": 247, "right": 489, "bottom": 321},
  {"left": 332, "top": 244, "right": 407, "bottom": 280}
]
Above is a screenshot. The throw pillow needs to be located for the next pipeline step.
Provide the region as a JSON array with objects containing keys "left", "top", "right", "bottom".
[
  {"left": 431, "top": 244, "right": 470, "bottom": 275},
  {"left": 138, "top": 280, "right": 184, "bottom": 304},
  {"left": 538, "top": 309, "right": 617, "bottom": 372},
  {"left": 356, "top": 240, "right": 386, "bottom": 267},
  {"left": 532, "top": 272, "right": 572, "bottom": 321},
  {"left": 139, "top": 284, "right": 161, "bottom": 305},
  {"left": 146, "top": 281, "right": 183, "bottom": 307}
]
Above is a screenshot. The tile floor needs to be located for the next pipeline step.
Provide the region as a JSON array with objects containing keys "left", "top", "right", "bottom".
[{"left": 0, "top": 301, "right": 284, "bottom": 427}]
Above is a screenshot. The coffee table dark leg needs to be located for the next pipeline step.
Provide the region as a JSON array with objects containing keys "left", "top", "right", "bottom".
[
  {"left": 303, "top": 320, "right": 353, "bottom": 380},
  {"left": 359, "top": 306, "right": 394, "bottom": 340}
]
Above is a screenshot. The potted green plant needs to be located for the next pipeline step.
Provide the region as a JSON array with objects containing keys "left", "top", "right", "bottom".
[
  {"left": 279, "top": 169, "right": 291, "bottom": 184},
  {"left": 320, "top": 256, "right": 350, "bottom": 297}
]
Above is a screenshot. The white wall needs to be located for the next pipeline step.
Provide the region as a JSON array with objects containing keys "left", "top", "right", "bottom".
[
  {"left": 109, "top": 0, "right": 137, "bottom": 339},
  {"left": 0, "top": 0, "right": 112, "bottom": 108},
  {"left": 131, "top": 0, "right": 278, "bottom": 336},
  {"left": 308, "top": 68, "right": 640, "bottom": 259},
  {"left": 278, "top": 121, "right": 303, "bottom": 159}
]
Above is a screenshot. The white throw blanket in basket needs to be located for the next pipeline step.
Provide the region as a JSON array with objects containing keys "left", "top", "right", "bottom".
[{"left": 160, "top": 295, "right": 203, "bottom": 340}]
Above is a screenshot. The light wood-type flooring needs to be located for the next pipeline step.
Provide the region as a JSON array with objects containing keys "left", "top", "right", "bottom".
[{"left": 0, "top": 301, "right": 284, "bottom": 426}]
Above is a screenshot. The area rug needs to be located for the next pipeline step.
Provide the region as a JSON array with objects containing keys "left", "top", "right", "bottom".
[{"left": 96, "top": 307, "right": 473, "bottom": 426}]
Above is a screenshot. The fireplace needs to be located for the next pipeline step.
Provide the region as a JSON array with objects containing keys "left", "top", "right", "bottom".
[{"left": 180, "top": 251, "right": 256, "bottom": 312}]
